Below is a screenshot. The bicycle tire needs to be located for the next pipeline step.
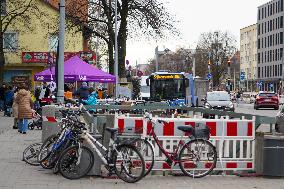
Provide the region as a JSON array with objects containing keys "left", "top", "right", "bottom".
[
  {"left": 132, "top": 138, "right": 154, "bottom": 177},
  {"left": 178, "top": 139, "right": 217, "bottom": 178},
  {"left": 23, "top": 142, "right": 42, "bottom": 166},
  {"left": 38, "top": 134, "right": 59, "bottom": 169},
  {"left": 112, "top": 144, "right": 145, "bottom": 183},
  {"left": 58, "top": 145, "right": 94, "bottom": 180}
]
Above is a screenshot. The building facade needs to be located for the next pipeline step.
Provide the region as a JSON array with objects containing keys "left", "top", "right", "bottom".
[
  {"left": 3, "top": 0, "right": 91, "bottom": 88},
  {"left": 257, "top": 0, "right": 284, "bottom": 92},
  {"left": 240, "top": 24, "right": 258, "bottom": 91}
]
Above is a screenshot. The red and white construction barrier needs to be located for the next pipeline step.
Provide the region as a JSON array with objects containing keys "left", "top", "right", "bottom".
[{"left": 114, "top": 114, "right": 255, "bottom": 171}]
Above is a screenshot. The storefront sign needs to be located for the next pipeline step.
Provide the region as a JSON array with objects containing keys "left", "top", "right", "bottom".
[
  {"left": 12, "top": 76, "right": 30, "bottom": 86},
  {"left": 22, "top": 51, "right": 96, "bottom": 65},
  {"left": 22, "top": 52, "right": 51, "bottom": 63}
]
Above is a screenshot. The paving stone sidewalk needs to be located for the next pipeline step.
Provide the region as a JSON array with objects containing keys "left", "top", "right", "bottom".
[{"left": 0, "top": 119, "right": 284, "bottom": 189}]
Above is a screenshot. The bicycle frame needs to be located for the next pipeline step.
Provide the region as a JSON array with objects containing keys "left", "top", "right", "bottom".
[
  {"left": 80, "top": 132, "right": 115, "bottom": 165},
  {"left": 146, "top": 119, "right": 192, "bottom": 165}
]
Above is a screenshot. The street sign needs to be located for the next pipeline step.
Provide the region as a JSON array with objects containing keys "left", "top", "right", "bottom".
[
  {"left": 240, "top": 71, "right": 245, "bottom": 81},
  {"left": 207, "top": 73, "right": 212, "bottom": 79}
]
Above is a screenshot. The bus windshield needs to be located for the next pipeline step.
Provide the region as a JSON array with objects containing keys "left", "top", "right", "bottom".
[{"left": 151, "top": 79, "right": 185, "bottom": 100}]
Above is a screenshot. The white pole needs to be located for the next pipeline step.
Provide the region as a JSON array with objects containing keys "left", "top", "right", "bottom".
[
  {"left": 114, "top": 0, "right": 119, "bottom": 98},
  {"left": 57, "top": 0, "right": 65, "bottom": 104}
]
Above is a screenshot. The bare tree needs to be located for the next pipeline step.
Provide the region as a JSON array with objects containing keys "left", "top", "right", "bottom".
[
  {"left": 66, "top": 0, "right": 178, "bottom": 78},
  {"left": 195, "top": 31, "right": 237, "bottom": 87},
  {"left": 0, "top": 0, "right": 44, "bottom": 83},
  {"left": 145, "top": 48, "right": 193, "bottom": 74}
]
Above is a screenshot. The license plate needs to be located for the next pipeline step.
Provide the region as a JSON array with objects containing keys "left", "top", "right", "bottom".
[{"left": 264, "top": 99, "right": 271, "bottom": 102}]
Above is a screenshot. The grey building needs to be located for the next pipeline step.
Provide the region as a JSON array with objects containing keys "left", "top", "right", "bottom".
[{"left": 257, "top": 0, "right": 284, "bottom": 92}]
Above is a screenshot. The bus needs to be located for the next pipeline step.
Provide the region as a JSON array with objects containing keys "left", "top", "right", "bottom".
[{"left": 146, "top": 71, "right": 208, "bottom": 106}]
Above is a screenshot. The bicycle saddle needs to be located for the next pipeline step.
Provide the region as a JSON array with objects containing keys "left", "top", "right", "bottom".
[
  {"left": 177, "top": 126, "right": 194, "bottom": 133},
  {"left": 105, "top": 127, "right": 118, "bottom": 133}
]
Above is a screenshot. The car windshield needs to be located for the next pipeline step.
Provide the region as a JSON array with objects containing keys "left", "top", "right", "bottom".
[
  {"left": 259, "top": 93, "right": 277, "bottom": 97},
  {"left": 207, "top": 92, "right": 230, "bottom": 101}
]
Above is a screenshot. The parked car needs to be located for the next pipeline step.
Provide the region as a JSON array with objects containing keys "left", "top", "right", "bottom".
[
  {"left": 275, "top": 107, "right": 284, "bottom": 133},
  {"left": 203, "top": 91, "right": 234, "bottom": 112},
  {"left": 254, "top": 92, "right": 279, "bottom": 110}
]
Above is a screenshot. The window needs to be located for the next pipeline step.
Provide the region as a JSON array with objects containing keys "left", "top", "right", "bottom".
[
  {"left": 265, "top": 66, "right": 267, "bottom": 77},
  {"left": 48, "top": 34, "right": 59, "bottom": 52},
  {"left": 262, "top": 52, "right": 264, "bottom": 63},
  {"left": 1, "top": 0, "right": 7, "bottom": 16},
  {"left": 258, "top": 67, "right": 261, "bottom": 78},
  {"left": 259, "top": 9, "right": 261, "bottom": 20},
  {"left": 282, "top": 0, "right": 284, "bottom": 11},
  {"left": 262, "top": 67, "right": 264, "bottom": 78},
  {"left": 281, "top": 64, "right": 283, "bottom": 76},
  {"left": 281, "top": 16, "right": 283, "bottom": 28},
  {"left": 3, "top": 32, "right": 18, "bottom": 51},
  {"left": 258, "top": 24, "right": 260, "bottom": 35},
  {"left": 273, "top": 3, "right": 275, "bottom": 14},
  {"left": 265, "top": 51, "right": 267, "bottom": 62},
  {"left": 270, "top": 35, "right": 273, "bottom": 46},
  {"left": 258, "top": 39, "right": 260, "bottom": 49},
  {"left": 276, "top": 65, "right": 278, "bottom": 76},
  {"left": 280, "top": 48, "right": 283, "bottom": 60},
  {"left": 281, "top": 32, "right": 283, "bottom": 44},
  {"left": 258, "top": 53, "right": 260, "bottom": 63},
  {"left": 262, "top": 8, "right": 264, "bottom": 19},
  {"left": 262, "top": 23, "right": 264, "bottom": 34},
  {"left": 262, "top": 38, "right": 264, "bottom": 48},
  {"left": 265, "top": 7, "right": 267, "bottom": 17}
]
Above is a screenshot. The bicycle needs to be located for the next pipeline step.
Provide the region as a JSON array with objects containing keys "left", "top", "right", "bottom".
[
  {"left": 23, "top": 142, "right": 43, "bottom": 166},
  {"left": 37, "top": 109, "right": 86, "bottom": 170},
  {"left": 132, "top": 113, "right": 217, "bottom": 178},
  {"left": 57, "top": 126, "right": 145, "bottom": 183}
]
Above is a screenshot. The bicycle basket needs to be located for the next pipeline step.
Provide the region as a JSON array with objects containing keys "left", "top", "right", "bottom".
[{"left": 193, "top": 123, "right": 210, "bottom": 140}]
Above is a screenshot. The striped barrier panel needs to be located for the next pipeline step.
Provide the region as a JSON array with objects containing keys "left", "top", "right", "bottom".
[{"left": 114, "top": 114, "right": 255, "bottom": 171}]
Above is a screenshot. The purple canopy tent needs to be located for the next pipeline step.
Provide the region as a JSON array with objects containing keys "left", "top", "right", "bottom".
[{"left": 34, "top": 56, "right": 116, "bottom": 83}]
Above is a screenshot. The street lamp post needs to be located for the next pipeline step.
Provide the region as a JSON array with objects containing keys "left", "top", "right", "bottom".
[
  {"left": 57, "top": 0, "right": 65, "bottom": 104},
  {"left": 114, "top": 0, "right": 119, "bottom": 98}
]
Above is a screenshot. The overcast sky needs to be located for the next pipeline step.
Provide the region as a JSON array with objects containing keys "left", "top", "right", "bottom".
[{"left": 125, "top": 0, "right": 269, "bottom": 67}]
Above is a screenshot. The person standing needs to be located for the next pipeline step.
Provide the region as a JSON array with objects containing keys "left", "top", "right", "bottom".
[
  {"left": 75, "top": 82, "right": 89, "bottom": 103},
  {"left": 236, "top": 90, "right": 241, "bottom": 107},
  {"left": 12, "top": 88, "right": 19, "bottom": 129},
  {"left": 15, "top": 84, "right": 33, "bottom": 134},
  {"left": 0, "top": 83, "right": 6, "bottom": 111},
  {"left": 4, "top": 86, "right": 14, "bottom": 116}
]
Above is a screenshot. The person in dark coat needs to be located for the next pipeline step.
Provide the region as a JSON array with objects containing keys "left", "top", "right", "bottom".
[
  {"left": 75, "top": 82, "right": 89, "bottom": 102},
  {"left": 0, "top": 83, "right": 6, "bottom": 111},
  {"left": 4, "top": 86, "right": 14, "bottom": 116}
]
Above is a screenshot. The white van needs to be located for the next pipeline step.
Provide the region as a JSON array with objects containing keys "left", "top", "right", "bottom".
[{"left": 140, "top": 76, "right": 150, "bottom": 100}]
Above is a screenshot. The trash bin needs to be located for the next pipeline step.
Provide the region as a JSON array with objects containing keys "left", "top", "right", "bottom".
[{"left": 263, "top": 134, "right": 284, "bottom": 176}]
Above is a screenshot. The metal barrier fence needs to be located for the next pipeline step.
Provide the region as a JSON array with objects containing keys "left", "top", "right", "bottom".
[{"left": 114, "top": 114, "right": 255, "bottom": 171}]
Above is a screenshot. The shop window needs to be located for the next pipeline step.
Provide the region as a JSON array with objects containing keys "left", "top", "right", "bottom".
[
  {"left": 3, "top": 32, "right": 17, "bottom": 51},
  {"left": 1, "top": 0, "right": 6, "bottom": 16}
]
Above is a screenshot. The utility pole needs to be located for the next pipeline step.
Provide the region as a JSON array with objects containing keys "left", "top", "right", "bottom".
[
  {"left": 114, "top": 0, "right": 119, "bottom": 98},
  {"left": 57, "top": 0, "right": 65, "bottom": 104},
  {"left": 192, "top": 54, "right": 196, "bottom": 77},
  {"left": 227, "top": 59, "right": 231, "bottom": 92}
]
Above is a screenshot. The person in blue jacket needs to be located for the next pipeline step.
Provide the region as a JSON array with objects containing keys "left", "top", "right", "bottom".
[{"left": 82, "top": 90, "right": 98, "bottom": 113}]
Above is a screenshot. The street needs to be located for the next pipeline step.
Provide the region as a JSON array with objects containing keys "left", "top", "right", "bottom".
[{"left": 235, "top": 103, "right": 279, "bottom": 117}]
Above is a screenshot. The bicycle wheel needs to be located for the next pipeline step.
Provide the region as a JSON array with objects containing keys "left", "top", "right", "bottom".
[
  {"left": 132, "top": 138, "right": 154, "bottom": 177},
  {"left": 58, "top": 145, "right": 94, "bottom": 180},
  {"left": 23, "top": 142, "right": 42, "bottom": 166},
  {"left": 178, "top": 139, "right": 217, "bottom": 178},
  {"left": 112, "top": 144, "right": 145, "bottom": 183},
  {"left": 38, "top": 134, "right": 59, "bottom": 169}
]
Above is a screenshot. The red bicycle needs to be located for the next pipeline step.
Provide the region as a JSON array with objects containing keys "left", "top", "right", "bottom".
[{"left": 133, "top": 113, "right": 217, "bottom": 178}]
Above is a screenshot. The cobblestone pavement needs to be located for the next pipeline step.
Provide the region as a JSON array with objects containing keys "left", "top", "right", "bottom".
[{"left": 0, "top": 116, "right": 284, "bottom": 189}]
